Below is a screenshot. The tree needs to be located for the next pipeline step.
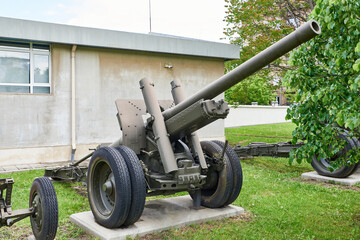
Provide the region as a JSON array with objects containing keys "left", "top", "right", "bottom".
[
  {"left": 225, "top": 74, "right": 276, "bottom": 105},
  {"left": 224, "top": 0, "right": 314, "bottom": 105},
  {"left": 284, "top": 0, "right": 360, "bottom": 167}
]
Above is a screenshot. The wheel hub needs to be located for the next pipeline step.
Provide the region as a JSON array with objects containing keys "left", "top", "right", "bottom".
[
  {"left": 90, "top": 159, "right": 117, "bottom": 217},
  {"left": 102, "top": 179, "right": 114, "bottom": 195},
  {"left": 32, "top": 194, "right": 43, "bottom": 231}
]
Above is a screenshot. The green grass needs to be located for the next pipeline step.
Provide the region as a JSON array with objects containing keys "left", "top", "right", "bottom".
[
  {"left": 1, "top": 122, "right": 360, "bottom": 239},
  {"left": 0, "top": 170, "right": 94, "bottom": 240},
  {"left": 225, "top": 122, "right": 296, "bottom": 146}
]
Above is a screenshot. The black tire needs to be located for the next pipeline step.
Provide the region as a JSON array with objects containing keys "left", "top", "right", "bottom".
[
  {"left": 29, "top": 177, "right": 58, "bottom": 240},
  {"left": 311, "top": 132, "right": 357, "bottom": 178},
  {"left": 212, "top": 140, "right": 243, "bottom": 205},
  {"left": 348, "top": 137, "right": 360, "bottom": 175},
  {"left": 115, "top": 146, "right": 146, "bottom": 226},
  {"left": 194, "top": 141, "right": 233, "bottom": 208},
  {"left": 87, "top": 147, "right": 131, "bottom": 228}
]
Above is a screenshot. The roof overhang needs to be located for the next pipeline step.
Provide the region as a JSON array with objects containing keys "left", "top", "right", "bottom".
[{"left": 0, "top": 17, "right": 239, "bottom": 60}]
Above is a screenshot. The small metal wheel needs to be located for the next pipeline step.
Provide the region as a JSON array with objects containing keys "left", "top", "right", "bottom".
[
  {"left": 29, "top": 177, "right": 58, "bottom": 240},
  {"left": 87, "top": 147, "right": 131, "bottom": 228},
  {"left": 311, "top": 132, "right": 359, "bottom": 178},
  {"left": 190, "top": 141, "right": 234, "bottom": 208},
  {"left": 115, "top": 146, "right": 146, "bottom": 226},
  {"left": 212, "top": 140, "right": 243, "bottom": 205}
]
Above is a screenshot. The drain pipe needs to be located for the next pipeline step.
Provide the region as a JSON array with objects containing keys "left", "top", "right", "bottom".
[{"left": 71, "top": 45, "right": 77, "bottom": 163}]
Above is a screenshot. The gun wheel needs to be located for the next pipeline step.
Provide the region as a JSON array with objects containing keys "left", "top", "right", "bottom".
[
  {"left": 115, "top": 146, "right": 146, "bottom": 226},
  {"left": 29, "top": 177, "right": 58, "bottom": 240},
  {"left": 87, "top": 147, "right": 131, "bottom": 228},
  {"left": 212, "top": 140, "right": 243, "bottom": 205},
  {"left": 311, "top": 132, "right": 360, "bottom": 178},
  {"left": 191, "top": 141, "right": 234, "bottom": 208}
]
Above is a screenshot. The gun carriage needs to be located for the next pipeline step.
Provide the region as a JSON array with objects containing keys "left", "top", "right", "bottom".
[{"left": 46, "top": 20, "right": 321, "bottom": 229}]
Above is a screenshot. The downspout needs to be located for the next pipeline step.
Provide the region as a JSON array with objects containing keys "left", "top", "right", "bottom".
[{"left": 71, "top": 45, "right": 77, "bottom": 163}]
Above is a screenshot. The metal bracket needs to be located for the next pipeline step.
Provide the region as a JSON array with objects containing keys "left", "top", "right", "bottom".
[
  {"left": 220, "top": 140, "right": 229, "bottom": 161},
  {"left": 191, "top": 189, "right": 201, "bottom": 209},
  {"left": 0, "top": 178, "right": 34, "bottom": 228},
  {"left": 115, "top": 99, "right": 174, "bottom": 154},
  {"left": 0, "top": 179, "right": 13, "bottom": 216},
  {"left": 44, "top": 166, "right": 88, "bottom": 182}
]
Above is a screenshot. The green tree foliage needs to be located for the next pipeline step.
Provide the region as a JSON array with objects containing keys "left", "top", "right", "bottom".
[
  {"left": 225, "top": 75, "right": 276, "bottom": 105},
  {"left": 284, "top": 0, "right": 360, "bottom": 167},
  {"left": 224, "top": 0, "right": 312, "bottom": 68},
  {"left": 224, "top": 0, "right": 314, "bottom": 105}
]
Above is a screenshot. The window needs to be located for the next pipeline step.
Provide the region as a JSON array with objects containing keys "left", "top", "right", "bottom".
[{"left": 0, "top": 40, "right": 50, "bottom": 94}]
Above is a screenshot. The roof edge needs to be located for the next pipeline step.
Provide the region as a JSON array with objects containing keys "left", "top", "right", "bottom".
[{"left": 0, "top": 16, "right": 240, "bottom": 60}]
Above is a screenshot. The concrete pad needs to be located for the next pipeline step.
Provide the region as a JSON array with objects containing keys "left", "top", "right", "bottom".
[
  {"left": 301, "top": 170, "right": 360, "bottom": 186},
  {"left": 70, "top": 195, "right": 244, "bottom": 240}
]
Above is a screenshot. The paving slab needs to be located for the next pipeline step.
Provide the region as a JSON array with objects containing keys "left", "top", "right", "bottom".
[
  {"left": 31, "top": 163, "right": 45, "bottom": 169},
  {"left": 70, "top": 195, "right": 244, "bottom": 240},
  {"left": 16, "top": 164, "right": 32, "bottom": 170},
  {"left": 2, "top": 166, "right": 19, "bottom": 172},
  {"left": 301, "top": 169, "right": 360, "bottom": 186}
]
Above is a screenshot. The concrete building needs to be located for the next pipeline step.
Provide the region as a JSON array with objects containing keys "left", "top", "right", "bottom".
[{"left": 0, "top": 17, "right": 239, "bottom": 166}]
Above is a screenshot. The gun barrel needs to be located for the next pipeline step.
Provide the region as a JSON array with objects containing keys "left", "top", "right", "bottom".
[{"left": 162, "top": 20, "right": 321, "bottom": 120}]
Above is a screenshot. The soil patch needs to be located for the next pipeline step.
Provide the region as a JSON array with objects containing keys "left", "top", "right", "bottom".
[{"left": 72, "top": 184, "right": 88, "bottom": 198}]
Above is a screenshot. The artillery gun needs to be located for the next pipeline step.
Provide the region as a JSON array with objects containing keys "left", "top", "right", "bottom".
[
  {"left": 233, "top": 134, "right": 360, "bottom": 178},
  {"left": 84, "top": 20, "right": 321, "bottom": 228},
  {"left": 46, "top": 20, "right": 321, "bottom": 228}
]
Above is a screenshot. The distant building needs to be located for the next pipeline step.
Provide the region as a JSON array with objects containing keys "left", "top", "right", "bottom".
[
  {"left": 275, "top": 86, "right": 294, "bottom": 106},
  {"left": 0, "top": 17, "right": 239, "bottom": 166}
]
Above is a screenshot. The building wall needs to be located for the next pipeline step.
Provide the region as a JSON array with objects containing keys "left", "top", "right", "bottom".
[
  {"left": 225, "top": 105, "right": 290, "bottom": 128},
  {"left": 0, "top": 44, "right": 226, "bottom": 166}
]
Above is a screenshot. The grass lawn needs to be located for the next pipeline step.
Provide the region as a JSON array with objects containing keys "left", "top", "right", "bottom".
[
  {"left": 1, "top": 122, "right": 360, "bottom": 239},
  {"left": 225, "top": 122, "right": 296, "bottom": 146}
]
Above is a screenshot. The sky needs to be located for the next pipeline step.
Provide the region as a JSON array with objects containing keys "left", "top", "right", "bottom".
[{"left": 0, "top": 0, "right": 228, "bottom": 43}]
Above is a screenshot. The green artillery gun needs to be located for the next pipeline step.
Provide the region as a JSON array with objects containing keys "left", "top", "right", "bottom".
[
  {"left": 46, "top": 20, "right": 321, "bottom": 228},
  {"left": 233, "top": 131, "right": 360, "bottom": 178},
  {"left": 0, "top": 177, "right": 58, "bottom": 240}
]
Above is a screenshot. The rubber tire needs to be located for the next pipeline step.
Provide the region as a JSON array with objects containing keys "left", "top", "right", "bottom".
[
  {"left": 311, "top": 133, "right": 357, "bottom": 178},
  {"left": 87, "top": 147, "right": 131, "bottom": 228},
  {"left": 212, "top": 140, "right": 243, "bottom": 205},
  {"left": 29, "top": 177, "right": 58, "bottom": 240},
  {"left": 115, "top": 146, "right": 146, "bottom": 226},
  {"left": 196, "top": 141, "right": 233, "bottom": 208},
  {"left": 348, "top": 137, "right": 360, "bottom": 175}
]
